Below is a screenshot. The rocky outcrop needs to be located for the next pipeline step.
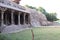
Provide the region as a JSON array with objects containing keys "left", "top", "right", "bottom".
[
  {"left": 26, "top": 8, "right": 60, "bottom": 26},
  {"left": 29, "top": 9, "right": 41, "bottom": 27},
  {"left": 26, "top": 8, "right": 49, "bottom": 26}
]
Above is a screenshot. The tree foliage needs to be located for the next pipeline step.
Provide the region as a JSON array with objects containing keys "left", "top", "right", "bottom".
[
  {"left": 37, "top": 7, "right": 47, "bottom": 14},
  {"left": 25, "top": 5, "right": 37, "bottom": 10},
  {"left": 46, "top": 13, "right": 58, "bottom": 22}
]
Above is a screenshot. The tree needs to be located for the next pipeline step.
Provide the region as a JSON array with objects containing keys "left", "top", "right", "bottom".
[
  {"left": 38, "top": 7, "right": 47, "bottom": 14},
  {"left": 25, "top": 5, "right": 37, "bottom": 10},
  {"left": 46, "top": 13, "right": 58, "bottom": 22}
]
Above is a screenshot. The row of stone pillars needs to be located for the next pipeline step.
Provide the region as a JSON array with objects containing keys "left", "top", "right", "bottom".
[{"left": 0, "top": 7, "right": 30, "bottom": 27}]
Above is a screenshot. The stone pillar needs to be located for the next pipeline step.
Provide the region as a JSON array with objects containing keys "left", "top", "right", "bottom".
[
  {"left": 28, "top": 14, "right": 30, "bottom": 24},
  {"left": 0, "top": 7, "right": 7, "bottom": 33},
  {"left": 1, "top": 11, "right": 4, "bottom": 26},
  {"left": 11, "top": 10, "right": 14, "bottom": 25},
  {"left": 5, "top": 14, "right": 7, "bottom": 25},
  {"left": 18, "top": 12, "right": 21, "bottom": 25},
  {"left": 1, "top": 8, "right": 7, "bottom": 26},
  {"left": 24, "top": 13, "right": 26, "bottom": 24},
  {"left": 28, "top": 14, "right": 29, "bottom": 24}
]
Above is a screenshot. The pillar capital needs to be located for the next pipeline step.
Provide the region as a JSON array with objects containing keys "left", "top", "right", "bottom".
[
  {"left": 11, "top": 10, "right": 15, "bottom": 13},
  {"left": 0, "top": 7, "right": 7, "bottom": 12},
  {"left": 24, "top": 12, "right": 26, "bottom": 15}
]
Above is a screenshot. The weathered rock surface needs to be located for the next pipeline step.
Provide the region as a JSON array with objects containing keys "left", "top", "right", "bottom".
[
  {"left": 26, "top": 8, "right": 60, "bottom": 26},
  {"left": 28, "top": 9, "right": 41, "bottom": 27},
  {"left": 26, "top": 8, "right": 48, "bottom": 26}
]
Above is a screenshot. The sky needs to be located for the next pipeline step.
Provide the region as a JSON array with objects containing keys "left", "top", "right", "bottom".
[{"left": 20, "top": 0, "right": 60, "bottom": 19}]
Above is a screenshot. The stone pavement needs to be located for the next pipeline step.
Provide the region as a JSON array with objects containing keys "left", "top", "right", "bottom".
[{"left": 2, "top": 24, "right": 31, "bottom": 33}]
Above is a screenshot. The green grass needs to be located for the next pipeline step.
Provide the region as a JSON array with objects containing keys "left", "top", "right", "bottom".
[{"left": 0, "top": 27, "right": 60, "bottom": 40}]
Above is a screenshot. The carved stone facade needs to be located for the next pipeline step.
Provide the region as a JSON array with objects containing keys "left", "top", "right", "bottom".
[{"left": 0, "top": 0, "right": 31, "bottom": 33}]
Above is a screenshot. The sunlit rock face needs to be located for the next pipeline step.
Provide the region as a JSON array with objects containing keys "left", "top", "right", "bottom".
[
  {"left": 29, "top": 9, "right": 41, "bottom": 27},
  {"left": 26, "top": 8, "right": 48, "bottom": 27},
  {"left": 37, "top": 11, "right": 48, "bottom": 26}
]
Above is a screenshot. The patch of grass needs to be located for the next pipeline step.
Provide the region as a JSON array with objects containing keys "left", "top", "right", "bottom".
[{"left": 0, "top": 27, "right": 60, "bottom": 40}]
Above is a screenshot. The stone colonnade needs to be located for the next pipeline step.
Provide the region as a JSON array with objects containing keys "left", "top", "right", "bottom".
[{"left": 0, "top": 7, "right": 30, "bottom": 27}]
